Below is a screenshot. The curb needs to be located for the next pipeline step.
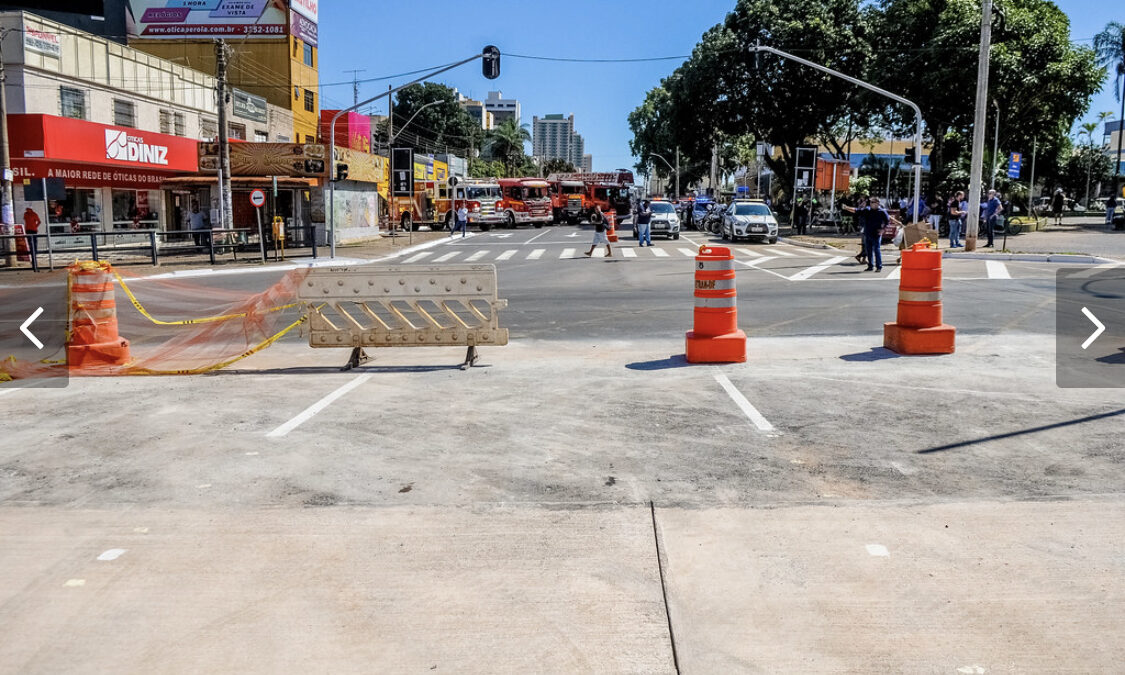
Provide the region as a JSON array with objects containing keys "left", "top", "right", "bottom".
[
  {"left": 778, "top": 237, "right": 836, "bottom": 250},
  {"left": 942, "top": 252, "right": 1119, "bottom": 265}
]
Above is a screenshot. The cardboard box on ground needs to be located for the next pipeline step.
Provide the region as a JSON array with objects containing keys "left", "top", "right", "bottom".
[{"left": 902, "top": 221, "right": 938, "bottom": 249}]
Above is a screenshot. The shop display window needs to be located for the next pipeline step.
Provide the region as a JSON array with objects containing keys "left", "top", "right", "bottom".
[
  {"left": 111, "top": 189, "right": 160, "bottom": 230},
  {"left": 47, "top": 189, "right": 100, "bottom": 233}
]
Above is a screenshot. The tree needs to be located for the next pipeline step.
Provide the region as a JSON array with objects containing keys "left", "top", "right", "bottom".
[
  {"left": 873, "top": 0, "right": 1103, "bottom": 194},
  {"left": 389, "top": 82, "right": 482, "bottom": 157},
  {"left": 541, "top": 158, "right": 577, "bottom": 175},
  {"left": 484, "top": 118, "right": 531, "bottom": 176},
  {"left": 1094, "top": 21, "right": 1125, "bottom": 196},
  {"left": 1059, "top": 144, "right": 1114, "bottom": 199}
]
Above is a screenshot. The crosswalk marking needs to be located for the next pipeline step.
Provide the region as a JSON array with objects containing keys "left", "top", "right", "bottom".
[
  {"left": 527, "top": 248, "right": 545, "bottom": 260},
  {"left": 1067, "top": 262, "right": 1119, "bottom": 279},
  {"left": 885, "top": 267, "right": 901, "bottom": 280},
  {"left": 798, "top": 248, "right": 834, "bottom": 257},
  {"left": 592, "top": 248, "right": 607, "bottom": 258},
  {"left": 561, "top": 247, "right": 576, "bottom": 258},
  {"left": 465, "top": 250, "right": 487, "bottom": 262},
  {"left": 985, "top": 260, "right": 1011, "bottom": 279},
  {"left": 788, "top": 256, "right": 848, "bottom": 281},
  {"left": 677, "top": 248, "right": 696, "bottom": 257},
  {"left": 620, "top": 248, "right": 636, "bottom": 258},
  {"left": 651, "top": 248, "right": 669, "bottom": 257},
  {"left": 771, "top": 248, "right": 798, "bottom": 257},
  {"left": 742, "top": 256, "right": 778, "bottom": 267},
  {"left": 495, "top": 249, "right": 517, "bottom": 261},
  {"left": 737, "top": 248, "right": 758, "bottom": 257},
  {"left": 433, "top": 251, "right": 459, "bottom": 262},
  {"left": 402, "top": 251, "right": 433, "bottom": 263}
]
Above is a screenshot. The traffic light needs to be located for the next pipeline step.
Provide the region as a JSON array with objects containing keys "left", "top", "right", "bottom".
[
  {"left": 482, "top": 45, "right": 501, "bottom": 80},
  {"left": 335, "top": 163, "right": 349, "bottom": 182},
  {"left": 904, "top": 146, "right": 917, "bottom": 166}
]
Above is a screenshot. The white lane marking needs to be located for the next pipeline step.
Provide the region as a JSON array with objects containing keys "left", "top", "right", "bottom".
[
  {"left": 796, "top": 247, "right": 833, "bottom": 257},
  {"left": 885, "top": 267, "right": 901, "bottom": 280},
  {"left": 561, "top": 248, "right": 576, "bottom": 258},
  {"left": 736, "top": 248, "right": 758, "bottom": 257},
  {"left": 523, "top": 229, "right": 549, "bottom": 246},
  {"left": 97, "top": 549, "right": 127, "bottom": 561},
  {"left": 464, "top": 250, "right": 488, "bottom": 262},
  {"left": 196, "top": 483, "right": 212, "bottom": 489},
  {"left": 620, "top": 248, "right": 637, "bottom": 258},
  {"left": 64, "top": 579, "right": 86, "bottom": 587},
  {"left": 402, "top": 251, "right": 433, "bottom": 264},
  {"left": 788, "top": 256, "right": 848, "bottom": 281},
  {"left": 865, "top": 544, "right": 889, "bottom": 557},
  {"left": 0, "top": 388, "right": 19, "bottom": 397},
  {"left": 986, "top": 260, "right": 1011, "bottom": 279},
  {"left": 267, "top": 374, "right": 373, "bottom": 438},
  {"left": 433, "top": 251, "right": 460, "bottom": 262},
  {"left": 679, "top": 234, "right": 704, "bottom": 249},
  {"left": 650, "top": 248, "right": 669, "bottom": 257},
  {"left": 771, "top": 248, "right": 798, "bottom": 257},
  {"left": 1068, "top": 263, "right": 1119, "bottom": 279},
  {"left": 736, "top": 257, "right": 788, "bottom": 280},
  {"left": 956, "top": 666, "right": 986, "bottom": 675},
  {"left": 495, "top": 249, "right": 517, "bottom": 261},
  {"left": 677, "top": 248, "right": 697, "bottom": 257},
  {"left": 527, "top": 248, "right": 545, "bottom": 260},
  {"left": 592, "top": 248, "right": 607, "bottom": 258},
  {"left": 713, "top": 373, "right": 774, "bottom": 432}
]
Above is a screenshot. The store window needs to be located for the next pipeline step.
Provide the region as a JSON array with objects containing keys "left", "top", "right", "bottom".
[
  {"left": 111, "top": 189, "right": 160, "bottom": 230},
  {"left": 113, "top": 99, "right": 136, "bottom": 127},
  {"left": 60, "top": 87, "right": 86, "bottom": 120},
  {"left": 229, "top": 123, "right": 246, "bottom": 140},
  {"left": 47, "top": 189, "right": 100, "bottom": 233},
  {"left": 303, "top": 43, "right": 313, "bottom": 67},
  {"left": 304, "top": 89, "right": 315, "bottom": 113},
  {"left": 254, "top": 130, "right": 269, "bottom": 142},
  {"left": 200, "top": 117, "right": 218, "bottom": 141}
]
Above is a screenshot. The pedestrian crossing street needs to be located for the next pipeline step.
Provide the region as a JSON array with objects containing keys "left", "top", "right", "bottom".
[{"left": 392, "top": 241, "right": 1063, "bottom": 282}]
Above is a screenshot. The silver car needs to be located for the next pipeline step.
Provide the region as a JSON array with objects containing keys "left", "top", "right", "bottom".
[
  {"left": 634, "top": 200, "right": 681, "bottom": 240},
  {"left": 721, "top": 200, "right": 778, "bottom": 243}
]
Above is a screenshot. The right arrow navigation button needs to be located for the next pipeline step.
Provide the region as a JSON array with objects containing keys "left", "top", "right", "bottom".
[{"left": 1080, "top": 306, "right": 1105, "bottom": 350}]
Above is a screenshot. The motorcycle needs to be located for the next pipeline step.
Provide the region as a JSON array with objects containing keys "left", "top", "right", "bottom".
[{"left": 701, "top": 205, "right": 724, "bottom": 235}]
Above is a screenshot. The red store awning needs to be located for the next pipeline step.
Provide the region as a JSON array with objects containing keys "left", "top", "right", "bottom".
[{"left": 9, "top": 114, "right": 199, "bottom": 190}]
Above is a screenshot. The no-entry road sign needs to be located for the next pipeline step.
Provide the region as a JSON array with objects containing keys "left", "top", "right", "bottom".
[{"left": 250, "top": 189, "right": 266, "bottom": 208}]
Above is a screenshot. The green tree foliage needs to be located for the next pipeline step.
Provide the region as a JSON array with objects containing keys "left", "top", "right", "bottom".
[
  {"left": 1094, "top": 21, "right": 1125, "bottom": 190},
  {"left": 540, "top": 158, "right": 577, "bottom": 175},
  {"left": 1058, "top": 144, "right": 1114, "bottom": 200},
  {"left": 389, "top": 83, "right": 482, "bottom": 156}
]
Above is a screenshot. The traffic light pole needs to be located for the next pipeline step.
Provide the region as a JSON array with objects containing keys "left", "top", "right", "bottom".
[
  {"left": 328, "top": 52, "right": 487, "bottom": 258},
  {"left": 750, "top": 42, "right": 924, "bottom": 224}
]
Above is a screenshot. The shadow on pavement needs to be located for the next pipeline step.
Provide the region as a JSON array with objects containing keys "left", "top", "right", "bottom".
[
  {"left": 839, "top": 347, "right": 902, "bottom": 362},
  {"left": 917, "top": 408, "right": 1125, "bottom": 453},
  {"left": 626, "top": 355, "right": 692, "bottom": 371}
]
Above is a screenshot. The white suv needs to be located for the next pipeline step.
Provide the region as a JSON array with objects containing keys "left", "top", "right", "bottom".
[
  {"left": 721, "top": 200, "right": 778, "bottom": 243},
  {"left": 633, "top": 201, "right": 681, "bottom": 240}
]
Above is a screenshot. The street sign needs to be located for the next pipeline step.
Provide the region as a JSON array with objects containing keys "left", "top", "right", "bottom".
[
  {"left": 1008, "top": 152, "right": 1022, "bottom": 179},
  {"left": 249, "top": 189, "right": 266, "bottom": 208},
  {"left": 392, "top": 148, "right": 414, "bottom": 197}
]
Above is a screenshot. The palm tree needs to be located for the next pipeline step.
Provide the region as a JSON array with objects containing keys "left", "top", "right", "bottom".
[
  {"left": 1094, "top": 22, "right": 1125, "bottom": 200},
  {"left": 485, "top": 119, "right": 531, "bottom": 175},
  {"left": 1080, "top": 121, "right": 1099, "bottom": 207}
]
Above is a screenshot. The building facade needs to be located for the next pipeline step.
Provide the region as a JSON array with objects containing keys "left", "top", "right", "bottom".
[
  {"left": 456, "top": 92, "right": 494, "bottom": 130},
  {"left": 484, "top": 91, "right": 519, "bottom": 125},
  {"left": 582, "top": 154, "right": 593, "bottom": 172},
  {"left": 532, "top": 114, "right": 585, "bottom": 168},
  {"left": 1105, "top": 120, "right": 1124, "bottom": 178}
]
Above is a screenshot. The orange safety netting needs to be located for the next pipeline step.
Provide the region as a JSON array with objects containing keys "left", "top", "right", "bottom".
[{"left": 1, "top": 261, "right": 309, "bottom": 380}]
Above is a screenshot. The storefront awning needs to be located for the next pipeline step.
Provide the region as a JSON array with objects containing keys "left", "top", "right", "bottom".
[{"left": 161, "top": 176, "right": 320, "bottom": 189}]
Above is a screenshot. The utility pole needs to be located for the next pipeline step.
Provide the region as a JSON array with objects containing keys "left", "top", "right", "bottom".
[
  {"left": 345, "top": 69, "right": 365, "bottom": 107},
  {"left": 1029, "top": 136, "right": 1038, "bottom": 213},
  {"left": 710, "top": 144, "right": 718, "bottom": 195},
  {"left": 0, "top": 28, "right": 15, "bottom": 267},
  {"left": 965, "top": 0, "right": 993, "bottom": 251},
  {"left": 214, "top": 39, "right": 233, "bottom": 230},
  {"left": 387, "top": 84, "right": 394, "bottom": 233},
  {"left": 674, "top": 146, "right": 680, "bottom": 199},
  {"left": 990, "top": 100, "right": 1000, "bottom": 190}
]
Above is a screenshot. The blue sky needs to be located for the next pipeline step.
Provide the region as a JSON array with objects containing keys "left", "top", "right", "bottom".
[{"left": 318, "top": 0, "right": 1122, "bottom": 169}]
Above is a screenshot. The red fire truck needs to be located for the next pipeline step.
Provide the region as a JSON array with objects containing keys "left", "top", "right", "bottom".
[
  {"left": 547, "top": 176, "right": 588, "bottom": 224},
  {"left": 497, "top": 178, "right": 552, "bottom": 228},
  {"left": 549, "top": 170, "right": 635, "bottom": 223},
  {"left": 432, "top": 178, "right": 505, "bottom": 232}
]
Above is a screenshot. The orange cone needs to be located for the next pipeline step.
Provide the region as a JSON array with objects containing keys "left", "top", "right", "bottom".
[
  {"left": 606, "top": 211, "right": 618, "bottom": 243},
  {"left": 685, "top": 245, "right": 746, "bottom": 363},
  {"left": 67, "top": 260, "right": 132, "bottom": 369},
  {"left": 883, "top": 242, "right": 955, "bottom": 354}
]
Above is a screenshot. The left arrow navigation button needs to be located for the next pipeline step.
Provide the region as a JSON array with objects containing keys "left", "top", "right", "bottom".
[{"left": 21, "top": 307, "right": 45, "bottom": 350}]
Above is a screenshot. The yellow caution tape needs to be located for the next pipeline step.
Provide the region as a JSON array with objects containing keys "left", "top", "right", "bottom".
[
  {"left": 127, "top": 312, "right": 309, "bottom": 376},
  {"left": 112, "top": 270, "right": 297, "bottom": 326}
]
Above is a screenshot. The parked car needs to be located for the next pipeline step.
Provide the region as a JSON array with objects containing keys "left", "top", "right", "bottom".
[
  {"left": 633, "top": 200, "right": 681, "bottom": 240},
  {"left": 720, "top": 199, "right": 778, "bottom": 243}
]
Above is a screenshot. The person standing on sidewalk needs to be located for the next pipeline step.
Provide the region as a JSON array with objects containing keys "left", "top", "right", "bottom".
[
  {"left": 22, "top": 207, "right": 40, "bottom": 262},
  {"left": 946, "top": 191, "right": 967, "bottom": 248},
  {"left": 1106, "top": 194, "right": 1118, "bottom": 226},
  {"left": 983, "top": 189, "right": 1003, "bottom": 248},
  {"left": 585, "top": 205, "right": 612, "bottom": 257},
  {"left": 635, "top": 200, "right": 653, "bottom": 247},
  {"left": 1051, "top": 187, "right": 1065, "bottom": 226}
]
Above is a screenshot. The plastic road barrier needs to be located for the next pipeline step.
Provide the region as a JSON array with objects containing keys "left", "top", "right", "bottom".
[
  {"left": 66, "top": 260, "right": 131, "bottom": 369},
  {"left": 883, "top": 242, "right": 956, "bottom": 354},
  {"left": 685, "top": 245, "right": 746, "bottom": 363}
]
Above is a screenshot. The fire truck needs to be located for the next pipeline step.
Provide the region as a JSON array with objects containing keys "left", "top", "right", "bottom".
[
  {"left": 497, "top": 178, "right": 551, "bottom": 228},
  {"left": 547, "top": 176, "right": 588, "bottom": 224},
  {"left": 432, "top": 178, "right": 505, "bottom": 232},
  {"left": 549, "top": 170, "right": 635, "bottom": 223}
]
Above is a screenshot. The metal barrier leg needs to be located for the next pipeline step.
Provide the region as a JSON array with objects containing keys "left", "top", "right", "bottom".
[
  {"left": 311, "top": 226, "right": 317, "bottom": 259},
  {"left": 342, "top": 347, "right": 370, "bottom": 372},
  {"left": 90, "top": 233, "right": 99, "bottom": 261},
  {"left": 461, "top": 345, "right": 479, "bottom": 370},
  {"left": 208, "top": 232, "right": 216, "bottom": 265},
  {"left": 149, "top": 231, "right": 158, "bottom": 266}
]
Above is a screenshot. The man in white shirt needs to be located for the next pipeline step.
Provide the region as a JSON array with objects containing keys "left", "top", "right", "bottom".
[{"left": 452, "top": 204, "right": 468, "bottom": 237}]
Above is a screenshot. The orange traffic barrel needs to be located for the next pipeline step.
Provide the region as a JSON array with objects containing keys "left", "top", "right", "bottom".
[
  {"left": 884, "top": 243, "right": 955, "bottom": 354},
  {"left": 67, "top": 260, "right": 132, "bottom": 369},
  {"left": 685, "top": 245, "right": 746, "bottom": 363},
  {"left": 606, "top": 211, "right": 618, "bottom": 243}
]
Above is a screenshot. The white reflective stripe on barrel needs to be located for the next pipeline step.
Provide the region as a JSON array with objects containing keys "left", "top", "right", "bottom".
[
  {"left": 899, "top": 290, "right": 942, "bottom": 302},
  {"left": 71, "top": 289, "right": 115, "bottom": 302},
  {"left": 694, "top": 278, "right": 737, "bottom": 291},
  {"left": 696, "top": 259, "right": 735, "bottom": 271},
  {"left": 695, "top": 296, "right": 738, "bottom": 308},
  {"left": 72, "top": 308, "right": 116, "bottom": 320}
]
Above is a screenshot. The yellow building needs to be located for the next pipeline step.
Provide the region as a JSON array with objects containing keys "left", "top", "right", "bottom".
[{"left": 127, "top": 1, "right": 320, "bottom": 143}]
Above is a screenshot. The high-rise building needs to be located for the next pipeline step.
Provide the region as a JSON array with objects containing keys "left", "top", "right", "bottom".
[
  {"left": 126, "top": 0, "right": 320, "bottom": 143},
  {"left": 582, "top": 154, "right": 593, "bottom": 172},
  {"left": 533, "top": 114, "right": 585, "bottom": 168},
  {"left": 484, "top": 91, "right": 520, "bottom": 125},
  {"left": 456, "top": 92, "right": 494, "bottom": 130}
]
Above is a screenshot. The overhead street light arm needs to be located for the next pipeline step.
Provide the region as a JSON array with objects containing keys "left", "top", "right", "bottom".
[
  {"left": 390, "top": 100, "right": 443, "bottom": 144},
  {"left": 750, "top": 42, "right": 924, "bottom": 223}
]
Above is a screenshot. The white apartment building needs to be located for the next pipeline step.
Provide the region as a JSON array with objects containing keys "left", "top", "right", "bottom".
[
  {"left": 532, "top": 114, "right": 585, "bottom": 168},
  {"left": 484, "top": 90, "right": 520, "bottom": 125}
]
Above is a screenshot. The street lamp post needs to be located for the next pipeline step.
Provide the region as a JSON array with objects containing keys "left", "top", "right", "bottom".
[
  {"left": 390, "top": 100, "right": 442, "bottom": 144},
  {"left": 966, "top": 0, "right": 993, "bottom": 251},
  {"left": 990, "top": 100, "right": 1000, "bottom": 190},
  {"left": 749, "top": 42, "right": 924, "bottom": 224},
  {"left": 650, "top": 150, "right": 679, "bottom": 198}
]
